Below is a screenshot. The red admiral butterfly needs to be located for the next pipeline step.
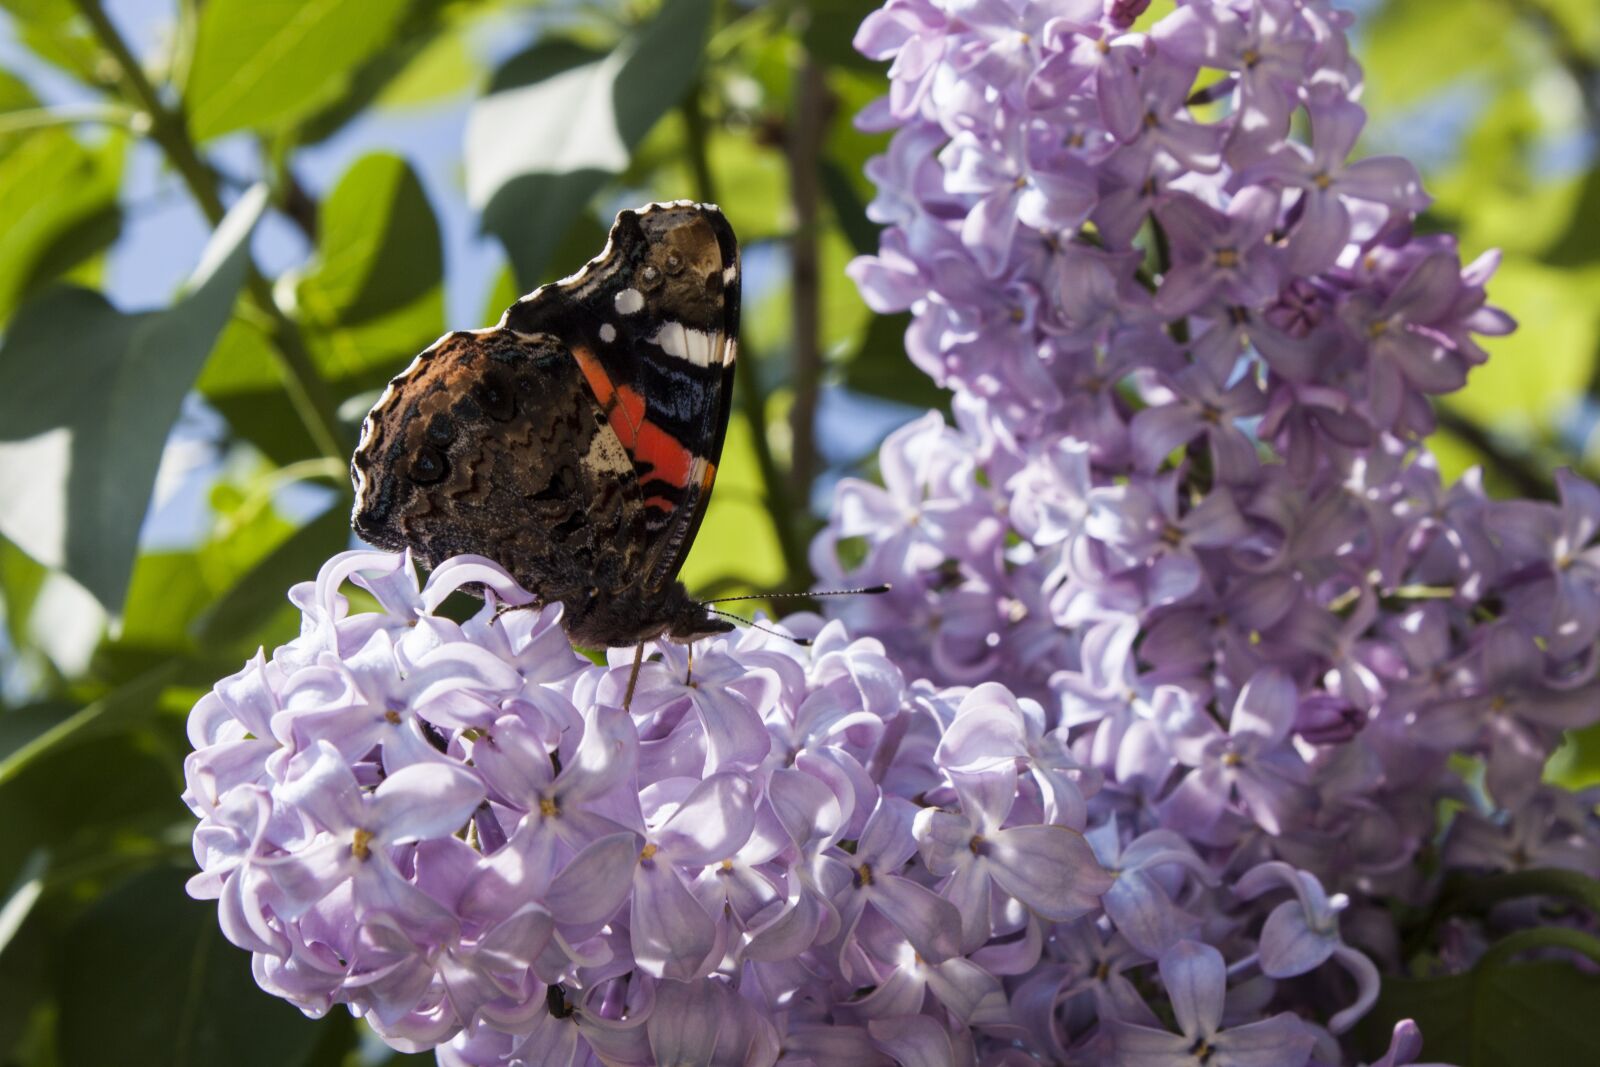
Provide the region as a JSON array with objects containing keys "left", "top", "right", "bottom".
[{"left": 350, "top": 201, "right": 739, "bottom": 649}]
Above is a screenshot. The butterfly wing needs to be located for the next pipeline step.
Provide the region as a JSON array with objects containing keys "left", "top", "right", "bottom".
[
  {"left": 502, "top": 201, "right": 739, "bottom": 591},
  {"left": 350, "top": 327, "right": 648, "bottom": 603}
]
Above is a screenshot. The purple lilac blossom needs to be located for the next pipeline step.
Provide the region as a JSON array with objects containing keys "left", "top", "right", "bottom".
[
  {"left": 816, "top": 0, "right": 1600, "bottom": 1063},
  {"left": 184, "top": 550, "right": 1111, "bottom": 1062}
]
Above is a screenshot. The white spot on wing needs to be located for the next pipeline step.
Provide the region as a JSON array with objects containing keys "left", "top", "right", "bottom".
[
  {"left": 599, "top": 322, "right": 617, "bottom": 343},
  {"left": 615, "top": 288, "right": 644, "bottom": 314},
  {"left": 722, "top": 336, "right": 737, "bottom": 367},
  {"left": 723, "top": 264, "right": 738, "bottom": 285},
  {"left": 651, "top": 323, "right": 717, "bottom": 367}
]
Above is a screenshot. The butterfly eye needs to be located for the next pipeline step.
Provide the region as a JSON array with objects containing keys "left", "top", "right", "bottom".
[{"left": 410, "top": 446, "right": 448, "bottom": 484}]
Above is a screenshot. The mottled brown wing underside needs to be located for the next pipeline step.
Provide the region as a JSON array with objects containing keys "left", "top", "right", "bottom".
[{"left": 350, "top": 329, "right": 646, "bottom": 603}]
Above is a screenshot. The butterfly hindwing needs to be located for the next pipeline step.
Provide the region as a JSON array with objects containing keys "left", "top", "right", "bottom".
[{"left": 350, "top": 328, "right": 648, "bottom": 603}]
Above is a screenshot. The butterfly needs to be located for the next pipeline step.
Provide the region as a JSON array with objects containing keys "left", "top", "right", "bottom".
[{"left": 350, "top": 201, "right": 739, "bottom": 649}]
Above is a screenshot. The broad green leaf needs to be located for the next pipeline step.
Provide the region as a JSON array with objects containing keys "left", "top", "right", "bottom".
[
  {"left": 0, "top": 186, "right": 266, "bottom": 612},
  {"left": 802, "top": 0, "right": 881, "bottom": 72},
  {"left": 203, "top": 158, "right": 443, "bottom": 463},
  {"left": 297, "top": 0, "right": 465, "bottom": 142},
  {"left": 467, "top": 0, "right": 714, "bottom": 286},
  {"left": 186, "top": 0, "right": 412, "bottom": 140},
  {"left": 0, "top": 129, "right": 121, "bottom": 326},
  {"left": 57, "top": 865, "right": 331, "bottom": 1067},
  {"left": 295, "top": 152, "right": 443, "bottom": 341},
  {"left": 1359, "top": 958, "right": 1600, "bottom": 1066},
  {"left": 115, "top": 552, "right": 215, "bottom": 653},
  {"left": 1448, "top": 257, "right": 1600, "bottom": 430},
  {"left": 0, "top": 668, "right": 171, "bottom": 789}
]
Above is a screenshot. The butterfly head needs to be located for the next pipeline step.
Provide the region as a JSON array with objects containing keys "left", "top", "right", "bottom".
[{"left": 560, "top": 578, "right": 734, "bottom": 650}]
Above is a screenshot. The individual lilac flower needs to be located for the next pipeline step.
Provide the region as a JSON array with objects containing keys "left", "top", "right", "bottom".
[
  {"left": 1085, "top": 476, "right": 1251, "bottom": 607},
  {"left": 1162, "top": 669, "right": 1310, "bottom": 838},
  {"left": 914, "top": 765, "right": 1112, "bottom": 950},
  {"left": 1154, "top": 187, "right": 1284, "bottom": 318},
  {"left": 823, "top": 793, "right": 964, "bottom": 963},
  {"left": 1235, "top": 861, "right": 1380, "bottom": 1033},
  {"left": 1108, "top": 941, "right": 1317, "bottom": 1066},
  {"left": 1489, "top": 468, "right": 1600, "bottom": 660},
  {"left": 1152, "top": 0, "right": 1316, "bottom": 147},
  {"left": 1241, "top": 93, "right": 1429, "bottom": 273},
  {"left": 1087, "top": 817, "right": 1216, "bottom": 957},
  {"left": 266, "top": 740, "right": 483, "bottom": 931},
  {"left": 1128, "top": 359, "right": 1266, "bottom": 483}
]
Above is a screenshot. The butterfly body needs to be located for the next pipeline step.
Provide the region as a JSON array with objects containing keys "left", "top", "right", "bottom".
[{"left": 350, "top": 202, "right": 739, "bottom": 648}]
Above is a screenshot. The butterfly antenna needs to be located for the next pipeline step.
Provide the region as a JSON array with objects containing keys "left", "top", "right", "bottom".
[
  {"left": 707, "top": 583, "right": 891, "bottom": 605},
  {"left": 708, "top": 609, "right": 814, "bottom": 647}
]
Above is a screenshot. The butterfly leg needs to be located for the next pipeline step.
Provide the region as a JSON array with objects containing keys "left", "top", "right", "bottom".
[
  {"left": 623, "top": 641, "right": 645, "bottom": 711},
  {"left": 685, "top": 642, "right": 695, "bottom": 688}
]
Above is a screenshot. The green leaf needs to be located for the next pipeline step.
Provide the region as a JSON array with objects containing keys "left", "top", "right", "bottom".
[
  {"left": 192, "top": 505, "right": 349, "bottom": 650},
  {"left": 0, "top": 186, "right": 266, "bottom": 612},
  {"left": 0, "top": 668, "right": 172, "bottom": 789},
  {"left": 295, "top": 152, "right": 443, "bottom": 337},
  {"left": 0, "top": 129, "right": 122, "bottom": 326},
  {"left": 115, "top": 552, "right": 216, "bottom": 653},
  {"left": 56, "top": 865, "right": 331, "bottom": 1067},
  {"left": 1359, "top": 957, "right": 1600, "bottom": 1066},
  {"left": 185, "top": 0, "right": 413, "bottom": 140},
  {"left": 467, "top": 0, "right": 714, "bottom": 286},
  {"left": 203, "top": 157, "right": 443, "bottom": 463}
]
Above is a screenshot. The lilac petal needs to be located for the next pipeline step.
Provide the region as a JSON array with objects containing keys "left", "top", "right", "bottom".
[
  {"left": 1257, "top": 899, "right": 1337, "bottom": 977},
  {"left": 870, "top": 875, "right": 963, "bottom": 962},
  {"left": 631, "top": 856, "right": 718, "bottom": 980},
  {"left": 937, "top": 683, "right": 1028, "bottom": 770},
  {"left": 558, "top": 704, "right": 640, "bottom": 804},
  {"left": 1108, "top": 1021, "right": 1192, "bottom": 1064},
  {"left": 1159, "top": 940, "right": 1226, "bottom": 1040},
  {"left": 1104, "top": 869, "right": 1201, "bottom": 958},
  {"left": 656, "top": 773, "right": 757, "bottom": 865},
  {"left": 1209, "top": 1013, "right": 1316, "bottom": 1066},
  {"left": 646, "top": 980, "right": 722, "bottom": 1067},
  {"left": 1339, "top": 155, "right": 1429, "bottom": 210},
  {"left": 545, "top": 832, "right": 639, "bottom": 925},
  {"left": 1130, "top": 403, "right": 1204, "bottom": 471},
  {"left": 690, "top": 687, "right": 772, "bottom": 772},
  {"left": 867, "top": 1014, "right": 952, "bottom": 1067},
  {"left": 1229, "top": 669, "right": 1297, "bottom": 746},
  {"left": 371, "top": 761, "right": 485, "bottom": 845},
  {"left": 986, "top": 825, "right": 1111, "bottom": 921},
  {"left": 279, "top": 742, "right": 364, "bottom": 832},
  {"left": 1288, "top": 191, "right": 1351, "bottom": 274}
]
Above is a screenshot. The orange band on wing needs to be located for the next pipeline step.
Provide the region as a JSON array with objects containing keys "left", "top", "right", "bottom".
[{"left": 571, "top": 345, "right": 693, "bottom": 493}]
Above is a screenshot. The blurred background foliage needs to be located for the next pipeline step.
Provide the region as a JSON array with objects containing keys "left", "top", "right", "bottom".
[{"left": 0, "top": 0, "right": 1595, "bottom": 1064}]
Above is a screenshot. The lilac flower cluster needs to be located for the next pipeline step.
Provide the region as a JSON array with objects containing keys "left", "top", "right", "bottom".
[
  {"left": 188, "top": 550, "right": 1130, "bottom": 1063},
  {"left": 809, "top": 0, "right": 1600, "bottom": 1062}
]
